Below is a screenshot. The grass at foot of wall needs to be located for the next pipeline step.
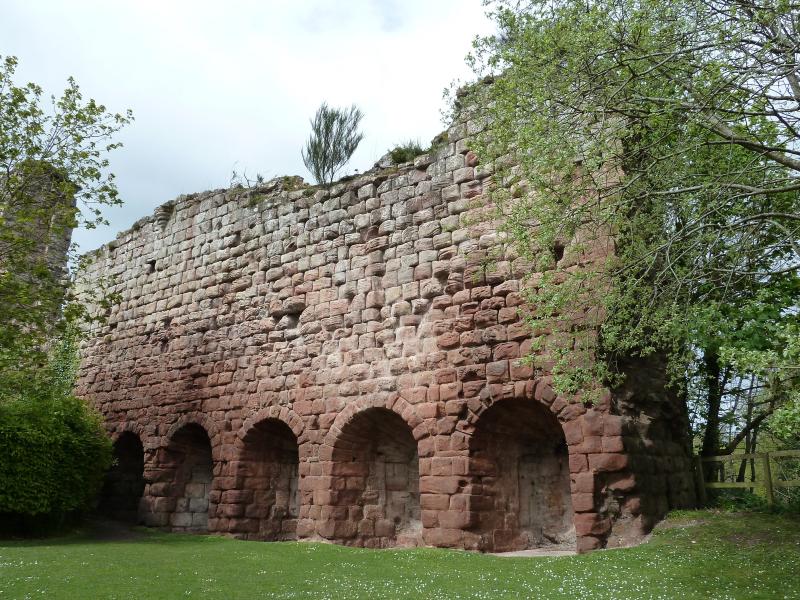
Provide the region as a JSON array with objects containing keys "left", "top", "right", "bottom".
[{"left": 1, "top": 511, "right": 798, "bottom": 599}]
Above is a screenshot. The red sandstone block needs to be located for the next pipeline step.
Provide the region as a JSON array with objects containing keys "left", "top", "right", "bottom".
[
  {"left": 573, "top": 472, "right": 595, "bottom": 494},
  {"left": 470, "top": 286, "right": 492, "bottom": 301},
  {"left": 488, "top": 383, "right": 514, "bottom": 401},
  {"left": 510, "top": 359, "right": 533, "bottom": 380},
  {"left": 424, "top": 528, "right": 463, "bottom": 548},
  {"left": 577, "top": 535, "right": 602, "bottom": 553},
  {"left": 562, "top": 420, "right": 583, "bottom": 446},
  {"left": 400, "top": 386, "right": 428, "bottom": 404},
  {"left": 535, "top": 382, "right": 557, "bottom": 404},
  {"left": 497, "top": 307, "right": 517, "bottom": 324},
  {"left": 434, "top": 368, "right": 457, "bottom": 384},
  {"left": 574, "top": 513, "right": 611, "bottom": 537},
  {"left": 602, "top": 436, "right": 625, "bottom": 453},
  {"left": 482, "top": 325, "right": 507, "bottom": 343},
  {"left": 506, "top": 321, "right": 530, "bottom": 340},
  {"left": 451, "top": 457, "right": 468, "bottom": 476},
  {"left": 151, "top": 497, "right": 177, "bottom": 512},
  {"left": 221, "top": 490, "right": 253, "bottom": 504},
  {"left": 375, "top": 519, "right": 395, "bottom": 537},
  {"left": 581, "top": 410, "right": 604, "bottom": 437},
  {"left": 420, "top": 475, "right": 462, "bottom": 495},
  {"left": 445, "top": 399, "right": 464, "bottom": 416},
  {"left": 450, "top": 432, "right": 469, "bottom": 451},
  {"left": 492, "top": 529, "right": 517, "bottom": 552},
  {"left": 589, "top": 453, "right": 629, "bottom": 472},
  {"left": 437, "top": 332, "right": 460, "bottom": 349},
  {"left": 572, "top": 492, "right": 595, "bottom": 513},
  {"left": 603, "top": 415, "right": 624, "bottom": 437},
  {"left": 457, "top": 331, "right": 480, "bottom": 346},
  {"left": 550, "top": 397, "right": 568, "bottom": 414},
  {"left": 422, "top": 510, "right": 439, "bottom": 528},
  {"left": 417, "top": 403, "right": 439, "bottom": 419},
  {"left": 421, "top": 494, "right": 451, "bottom": 511},
  {"left": 419, "top": 458, "right": 432, "bottom": 476},
  {"left": 481, "top": 297, "right": 505, "bottom": 311},
  {"left": 418, "top": 437, "right": 435, "bottom": 457},
  {"left": 439, "top": 510, "right": 475, "bottom": 529},
  {"left": 569, "top": 453, "right": 589, "bottom": 473},
  {"left": 485, "top": 360, "right": 509, "bottom": 382},
  {"left": 440, "top": 382, "right": 460, "bottom": 401},
  {"left": 431, "top": 457, "right": 453, "bottom": 476},
  {"left": 579, "top": 436, "right": 603, "bottom": 454},
  {"left": 492, "top": 342, "right": 519, "bottom": 360},
  {"left": 436, "top": 416, "right": 458, "bottom": 434},
  {"left": 221, "top": 504, "right": 245, "bottom": 518},
  {"left": 474, "top": 309, "right": 498, "bottom": 327},
  {"left": 294, "top": 400, "right": 313, "bottom": 416}
]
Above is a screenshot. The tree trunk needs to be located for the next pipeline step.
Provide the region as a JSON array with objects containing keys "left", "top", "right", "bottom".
[{"left": 701, "top": 348, "right": 722, "bottom": 480}]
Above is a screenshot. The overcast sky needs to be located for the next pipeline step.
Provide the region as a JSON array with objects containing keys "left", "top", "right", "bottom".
[{"left": 2, "top": 0, "right": 495, "bottom": 252}]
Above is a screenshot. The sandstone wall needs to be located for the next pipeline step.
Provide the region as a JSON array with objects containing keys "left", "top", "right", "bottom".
[{"left": 77, "top": 111, "right": 696, "bottom": 552}]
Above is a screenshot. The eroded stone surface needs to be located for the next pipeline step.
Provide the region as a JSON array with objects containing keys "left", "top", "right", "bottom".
[{"left": 77, "top": 110, "right": 696, "bottom": 552}]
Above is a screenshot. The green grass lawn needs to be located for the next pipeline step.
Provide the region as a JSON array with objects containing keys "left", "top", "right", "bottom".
[{"left": 1, "top": 511, "right": 799, "bottom": 599}]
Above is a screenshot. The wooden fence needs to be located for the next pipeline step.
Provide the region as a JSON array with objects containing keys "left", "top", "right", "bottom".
[{"left": 695, "top": 450, "right": 800, "bottom": 506}]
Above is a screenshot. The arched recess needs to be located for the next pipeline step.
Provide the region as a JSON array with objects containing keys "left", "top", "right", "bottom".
[
  {"left": 98, "top": 431, "right": 145, "bottom": 522},
  {"left": 236, "top": 418, "right": 300, "bottom": 540},
  {"left": 327, "top": 407, "right": 421, "bottom": 548},
  {"left": 162, "top": 423, "right": 214, "bottom": 532},
  {"left": 468, "top": 398, "right": 574, "bottom": 552}
]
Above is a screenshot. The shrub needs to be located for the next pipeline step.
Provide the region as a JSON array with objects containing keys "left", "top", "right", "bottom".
[
  {"left": 0, "top": 333, "right": 112, "bottom": 531},
  {"left": 388, "top": 140, "right": 425, "bottom": 164},
  {"left": 301, "top": 102, "right": 364, "bottom": 187}
]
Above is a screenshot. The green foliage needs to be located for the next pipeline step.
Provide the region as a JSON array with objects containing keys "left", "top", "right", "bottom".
[
  {"left": 709, "top": 489, "right": 772, "bottom": 513},
  {"left": 0, "top": 56, "right": 123, "bottom": 530},
  {"left": 465, "top": 1, "right": 800, "bottom": 432},
  {"left": 301, "top": 102, "right": 364, "bottom": 187},
  {"left": 0, "top": 331, "right": 112, "bottom": 526},
  {"left": 0, "top": 55, "right": 132, "bottom": 377},
  {"left": 388, "top": 139, "right": 425, "bottom": 164}
]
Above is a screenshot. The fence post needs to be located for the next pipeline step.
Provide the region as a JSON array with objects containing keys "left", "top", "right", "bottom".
[
  {"left": 762, "top": 452, "right": 775, "bottom": 508},
  {"left": 694, "top": 455, "right": 707, "bottom": 506}
]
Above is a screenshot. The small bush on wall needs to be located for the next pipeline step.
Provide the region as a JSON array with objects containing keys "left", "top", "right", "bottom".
[{"left": 388, "top": 140, "right": 425, "bottom": 164}]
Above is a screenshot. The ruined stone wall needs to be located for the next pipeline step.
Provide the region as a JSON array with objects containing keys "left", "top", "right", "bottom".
[{"left": 77, "top": 109, "right": 696, "bottom": 553}]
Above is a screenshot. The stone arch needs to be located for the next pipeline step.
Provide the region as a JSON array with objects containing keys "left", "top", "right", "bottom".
[
  {"left": 227, "top": 417, "right": 301, "bottom": 540},
  {"left": 110, "top": 420, "right": 146, "bottom": 441},
  {"left": 321, "top": 393, "right": 427, "bottom": 450},
  {"left": 239, "top": 406, "right": 306, "bottom": 444},
  {"left": 460, "top": 378, "right": 575, "bottom": 434},
  {"left": 97, "top": 430, "right": 145, "bottom": 523},
  {"left": 465, "top": 395, "right": 575, "bottom": 552},
  {"left": 164, "top": 412, "right": 222, "bottom": 459},
  {"left": 320, "top": 402, "right": 423, "bottom": 548},
  {"left": 158, "top": 422, "right": 215, "bottom": 532}
]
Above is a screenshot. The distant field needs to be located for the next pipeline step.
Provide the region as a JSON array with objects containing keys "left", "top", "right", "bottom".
[{"left": 1, "top": 511, "right": 798, "bottom": 599}]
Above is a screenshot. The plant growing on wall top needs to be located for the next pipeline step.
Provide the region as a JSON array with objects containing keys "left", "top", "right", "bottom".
[{"left": 301, "top": 102, "right": 364, "bottom": 188}]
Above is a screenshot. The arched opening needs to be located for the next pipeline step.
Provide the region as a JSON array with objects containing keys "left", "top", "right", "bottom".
[
  {"left": 329, "top": 408, "right": 421, "bottom": 547},
  {"left": 469, "top": 399, "right": 574, "bottom": 552},
  {"left": 98, "top": 431, "right": 145, "bottom": 522},
  {"left": 237, "top": 419, "right": 299, "bottom": 540},
  {"left": 163, "top": 423, "right": 213, "bottom": 532}
]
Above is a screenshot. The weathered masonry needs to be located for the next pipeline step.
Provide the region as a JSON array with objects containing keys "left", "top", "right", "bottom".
[{"left": 79, "top": 110, "right": 696, "bottom": 553}]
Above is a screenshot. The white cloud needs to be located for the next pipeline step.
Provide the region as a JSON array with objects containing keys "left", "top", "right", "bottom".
[{"left": 0, "top": 0, "right": 494, "bottom": 251}]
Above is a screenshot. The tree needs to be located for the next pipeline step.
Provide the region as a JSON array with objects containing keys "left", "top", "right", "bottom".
[
  {"left": 301, "top": 102, "right": 364, "bottom": 187},
  {"left": 465, "top": 1, "right": 800, "bottom": 454},
  {"left": 0, "top": 55, "right": 132, "bottom": 383},
  {"left": 0, "top": 56, "right": 128, "bottom": 526}
]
